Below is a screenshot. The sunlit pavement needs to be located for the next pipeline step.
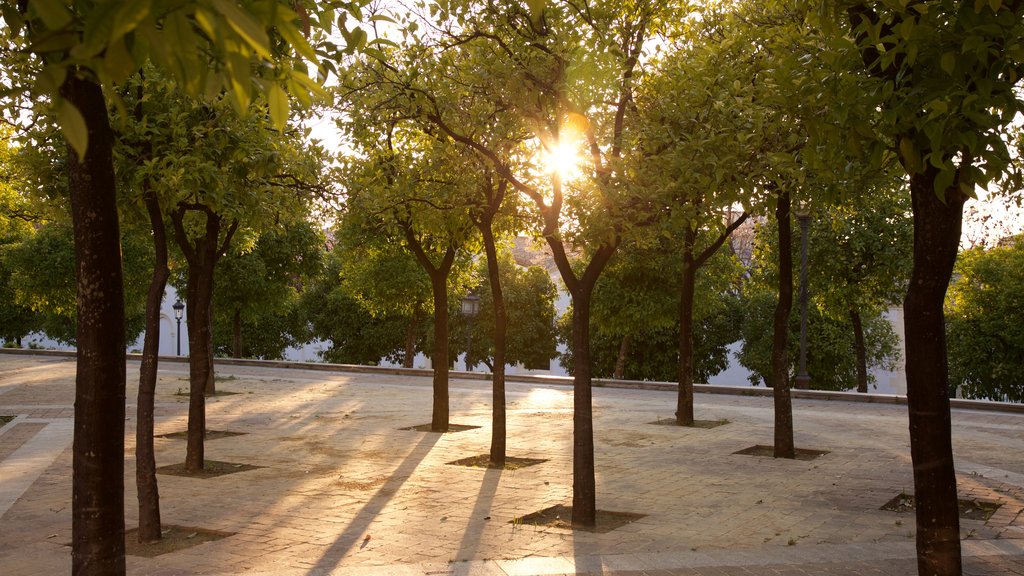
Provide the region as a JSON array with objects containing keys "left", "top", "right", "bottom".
[{"left": 0, "top": 352, "right": 1021, "bottom": 576}]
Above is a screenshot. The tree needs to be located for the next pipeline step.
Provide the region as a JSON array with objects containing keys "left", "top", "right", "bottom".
[
  {"left": 341, "top": 121, "right": 476, "bottom": 432},
  {"left": 808, "top": 189, "right": 912, "bottom": 393},
  {"left": 151, "top": 90, "right": 326, "bottom": 473},
  {"left": 2, "top": 2, "right": 343, "bottom": 569},
  {"left": 566, "top": 237, "right": 742, "bottom": 384},
  {"left": 946, "top": 237, "right": 1024, "bottom": 402},
  {"left": 395, "top": 0, "right": 682, "bottom": 526},
  {"left": 818, "top": 2, "right": 1024, "bottom": 571},
  {"left": 331, "top": 217, "right": 434, "bottom": 367}
]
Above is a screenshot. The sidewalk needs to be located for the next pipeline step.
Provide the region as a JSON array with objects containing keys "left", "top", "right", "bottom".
[{"left": 0, "top": 353, "right": 1021, "bottom": 575}]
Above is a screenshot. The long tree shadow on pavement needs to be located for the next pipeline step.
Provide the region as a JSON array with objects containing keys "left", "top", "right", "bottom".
[{"left": 307, "top": 432, "right": 441, "bottom": 574}]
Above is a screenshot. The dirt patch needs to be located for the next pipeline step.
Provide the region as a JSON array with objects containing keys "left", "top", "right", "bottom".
[
  {"left": 156, "top": 429, "right": 247, "bottom": 440},
  {"left": 732, "top": 445, "right": 829, "bottom": 461},
  {"left": 0, "top": 415, "right": 13, "bottom": 427},
  {"left": 174, "top": 390, "right": 241, "bottom": 397},
  {"left": 513, "top": 504, "right": 645, "bottom": 533},
  {"left": 156, "top": 460, "right": 263, "bottom": 479},
  {"left": 447, "top": 454, "right": 547, "bottom": 470},
  {"left": 125, "top": 525, "right": 233, "bottom": 557},
  {"left": 880, "top": 493, "right": 1002, "bottom": 521},
  {"left": 398, "top": 423, "right": 481, "bottom": 433},
  {"left": 649, "top": 418, "right": 729, "bottom": 429}
]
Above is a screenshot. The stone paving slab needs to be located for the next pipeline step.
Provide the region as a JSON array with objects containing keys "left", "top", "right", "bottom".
[{"left": 0, "top": 353, "right": 1022, "bottom": 575}]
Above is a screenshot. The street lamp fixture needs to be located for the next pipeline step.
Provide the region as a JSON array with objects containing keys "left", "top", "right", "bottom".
[
  {"left": 793, "top": 200, "right": 812, "bottom": 390},
  {"left": 461, "top": 293, "right": 481, "bottom": 372},
  {"left": 172, "top": 299, "right": 185, "bottom": 356}
]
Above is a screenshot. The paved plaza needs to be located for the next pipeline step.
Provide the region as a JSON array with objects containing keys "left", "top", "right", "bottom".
[{"left": 0, "top": 352, "right": 1022, "bottom": 575}]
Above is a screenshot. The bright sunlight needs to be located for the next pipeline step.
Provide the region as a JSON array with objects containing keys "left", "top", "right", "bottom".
[{"left": 538, "top": 112, "right": 589, "bottom": 181}]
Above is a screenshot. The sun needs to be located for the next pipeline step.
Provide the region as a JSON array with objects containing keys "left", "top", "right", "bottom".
[{"left": 541, "top": 138, "right": 585, "bottom": 181}]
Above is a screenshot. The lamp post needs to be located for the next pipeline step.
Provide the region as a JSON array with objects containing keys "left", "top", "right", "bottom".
[
  {"left": 461, "top": 293, "right": 481, "bottom": 372},
  {"left": 794, "top": 204, "right": 811, "bottom": 390},
  {"left": 172, "top": 299, "right": 185, "bottom": 356}
]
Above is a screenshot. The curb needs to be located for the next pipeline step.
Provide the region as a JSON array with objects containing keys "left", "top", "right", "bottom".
[{"left": 2, "top": 348, "right": 1022, "bottom": 414}]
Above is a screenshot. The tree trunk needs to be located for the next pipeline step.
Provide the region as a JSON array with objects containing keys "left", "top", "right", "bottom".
[
  {"left": 136, "top": 191, "right": 168, "bottom": 543},
  {"left": 677, "top": 212, "right": 747, "bottom": 426},
  {"left": 480, "top": 225, "right": 507, "bottom": 467},
  {"left": 400, "top": 223, "right": 457, "bottom": 433},
  {"left": 172, "top": 206, "right": 236, "bottom": 474},
  {"left": 676, "top": 225, "right": 698, "bottom": 426},
  {"left": 771, "top": 191, "right": 795, "bottom": 459},
  {"left": 429, "top": 271, "right": 450, "bottom": 432},
  {"left": 613, "top": 334, "right": 631, "bottom": 380},
  {"left": 63, "top": 72, "right": 127, "bottom": 575},
  {"left": 232, "top": 308, "right": 242, "bottom": 358},
  {"left": 851, "top": 309, "right": 868, "bottom": 394},
  {"left": 183, "top": 259, "right": 215, "bottom": 472},
  {"left": 570, "top": 287, "right": 596, "bottom": 526},
  {"left": 904, "top": 169, "right": 964, "bottom": 575}
]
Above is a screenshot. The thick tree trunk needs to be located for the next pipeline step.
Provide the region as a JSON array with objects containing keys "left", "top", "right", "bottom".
[
  {"left": 771, "top": 191, "right": 795, "bottom": 459},
  {"left": 63, "top": 73, "right": 127, "bottom": 575},
  {"left": 851, "top": 309, "right": 868, "bottom": 394},
  {"left": 136, "top": 192, "right": 168, "bottom": 543},
  {"left": 480, "top": 225, "right": 507, "bottom": 467},
  {"left": 232, "top": 308, "right": 242, "bottom": 358},
  {"left": 570, "top": 288, "right": 596, "bottom": 526},
  {"left": 429, "top": 272, "right": 450, "bottom": 432},
  {"left": 613, "top": 334, "right": 631, "bottom": 381},
  {"left": 676, "top": 225, "right": 698, "bottom": 426},
  {"left": 905, "top": 169, "right": 964, "bottom": 576}
]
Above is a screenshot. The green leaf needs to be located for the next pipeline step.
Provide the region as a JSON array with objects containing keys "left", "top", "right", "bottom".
[
  {"left": 899, "top": 137, "right": 922, "bottom": 173},
  {"left": 212, "top": 0, "right": 272, "bottom": 60},
  {"left": 277, "top": 21, "right": 319, "bottom": 63},
  {"left": 102, "top": 37, "right": 137, "bottom": 83},
  {"left": 940, "top": 51, "right": 956, "bottom": 75},
  {"left": 56, "top": 99, "right": 88, "bottom": 161},
  {"left": 29, "top": 0, "right": 73, "bottom": 30},
  {"left": 933, "top": 167, "right": 954, "bottom": 195},
  {"left": 267, "top": 83, "right": 289, "bottom": 131},
  {"left": 28, "top": 31, "right": 79, "bottom": 54},
  {"left": 33, "top": 64, "right": 67, "bottom": 96},
  {"left": 111, "top": 0, "right": 151, "bottom": 40}
]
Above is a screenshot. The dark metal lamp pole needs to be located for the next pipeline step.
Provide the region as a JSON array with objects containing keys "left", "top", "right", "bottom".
[{"left": 172, "top": 299, "right": 185, "bottom": 356}]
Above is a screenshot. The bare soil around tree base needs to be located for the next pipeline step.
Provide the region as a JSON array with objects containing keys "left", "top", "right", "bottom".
[
  {"left": 513, "top": 505, "right": 646, "bottom": 534},
  {"left": 125, "top": 525, "right": 233, "bottom": 557},
  {"left": 156, "top": 460, "right": 263, "bottom": 479}
]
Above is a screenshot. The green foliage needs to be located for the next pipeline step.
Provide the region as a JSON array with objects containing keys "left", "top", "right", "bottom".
[
  {"left": 737, "top": 215, "right": 904, "bottom": 391},
  {"left": 813, "top": 1, "right": 1024, "bottom": 193},
  {"left": 457, "top": 248, "right": 559, "bottom": 371},
  {"left": 946, "top": 238, "right": 1024, "bottom": 401},
  {"left": 1, "top": 0, "right": 347, "bottom": 157},
  {"left": 4, "top": 223, "right": 151, "bottom": 345},
  {"left": 300, "top": 248, "right": 422, "bottom": 365},
  {"left": 557, "top": 239, "right": 745, "bottom": 382},
  {"left": 211, "top": 222, "right": 325, "bottom": 359},
  {"left": 558, "top": 291, "right": 741, "bottom": 383}
]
